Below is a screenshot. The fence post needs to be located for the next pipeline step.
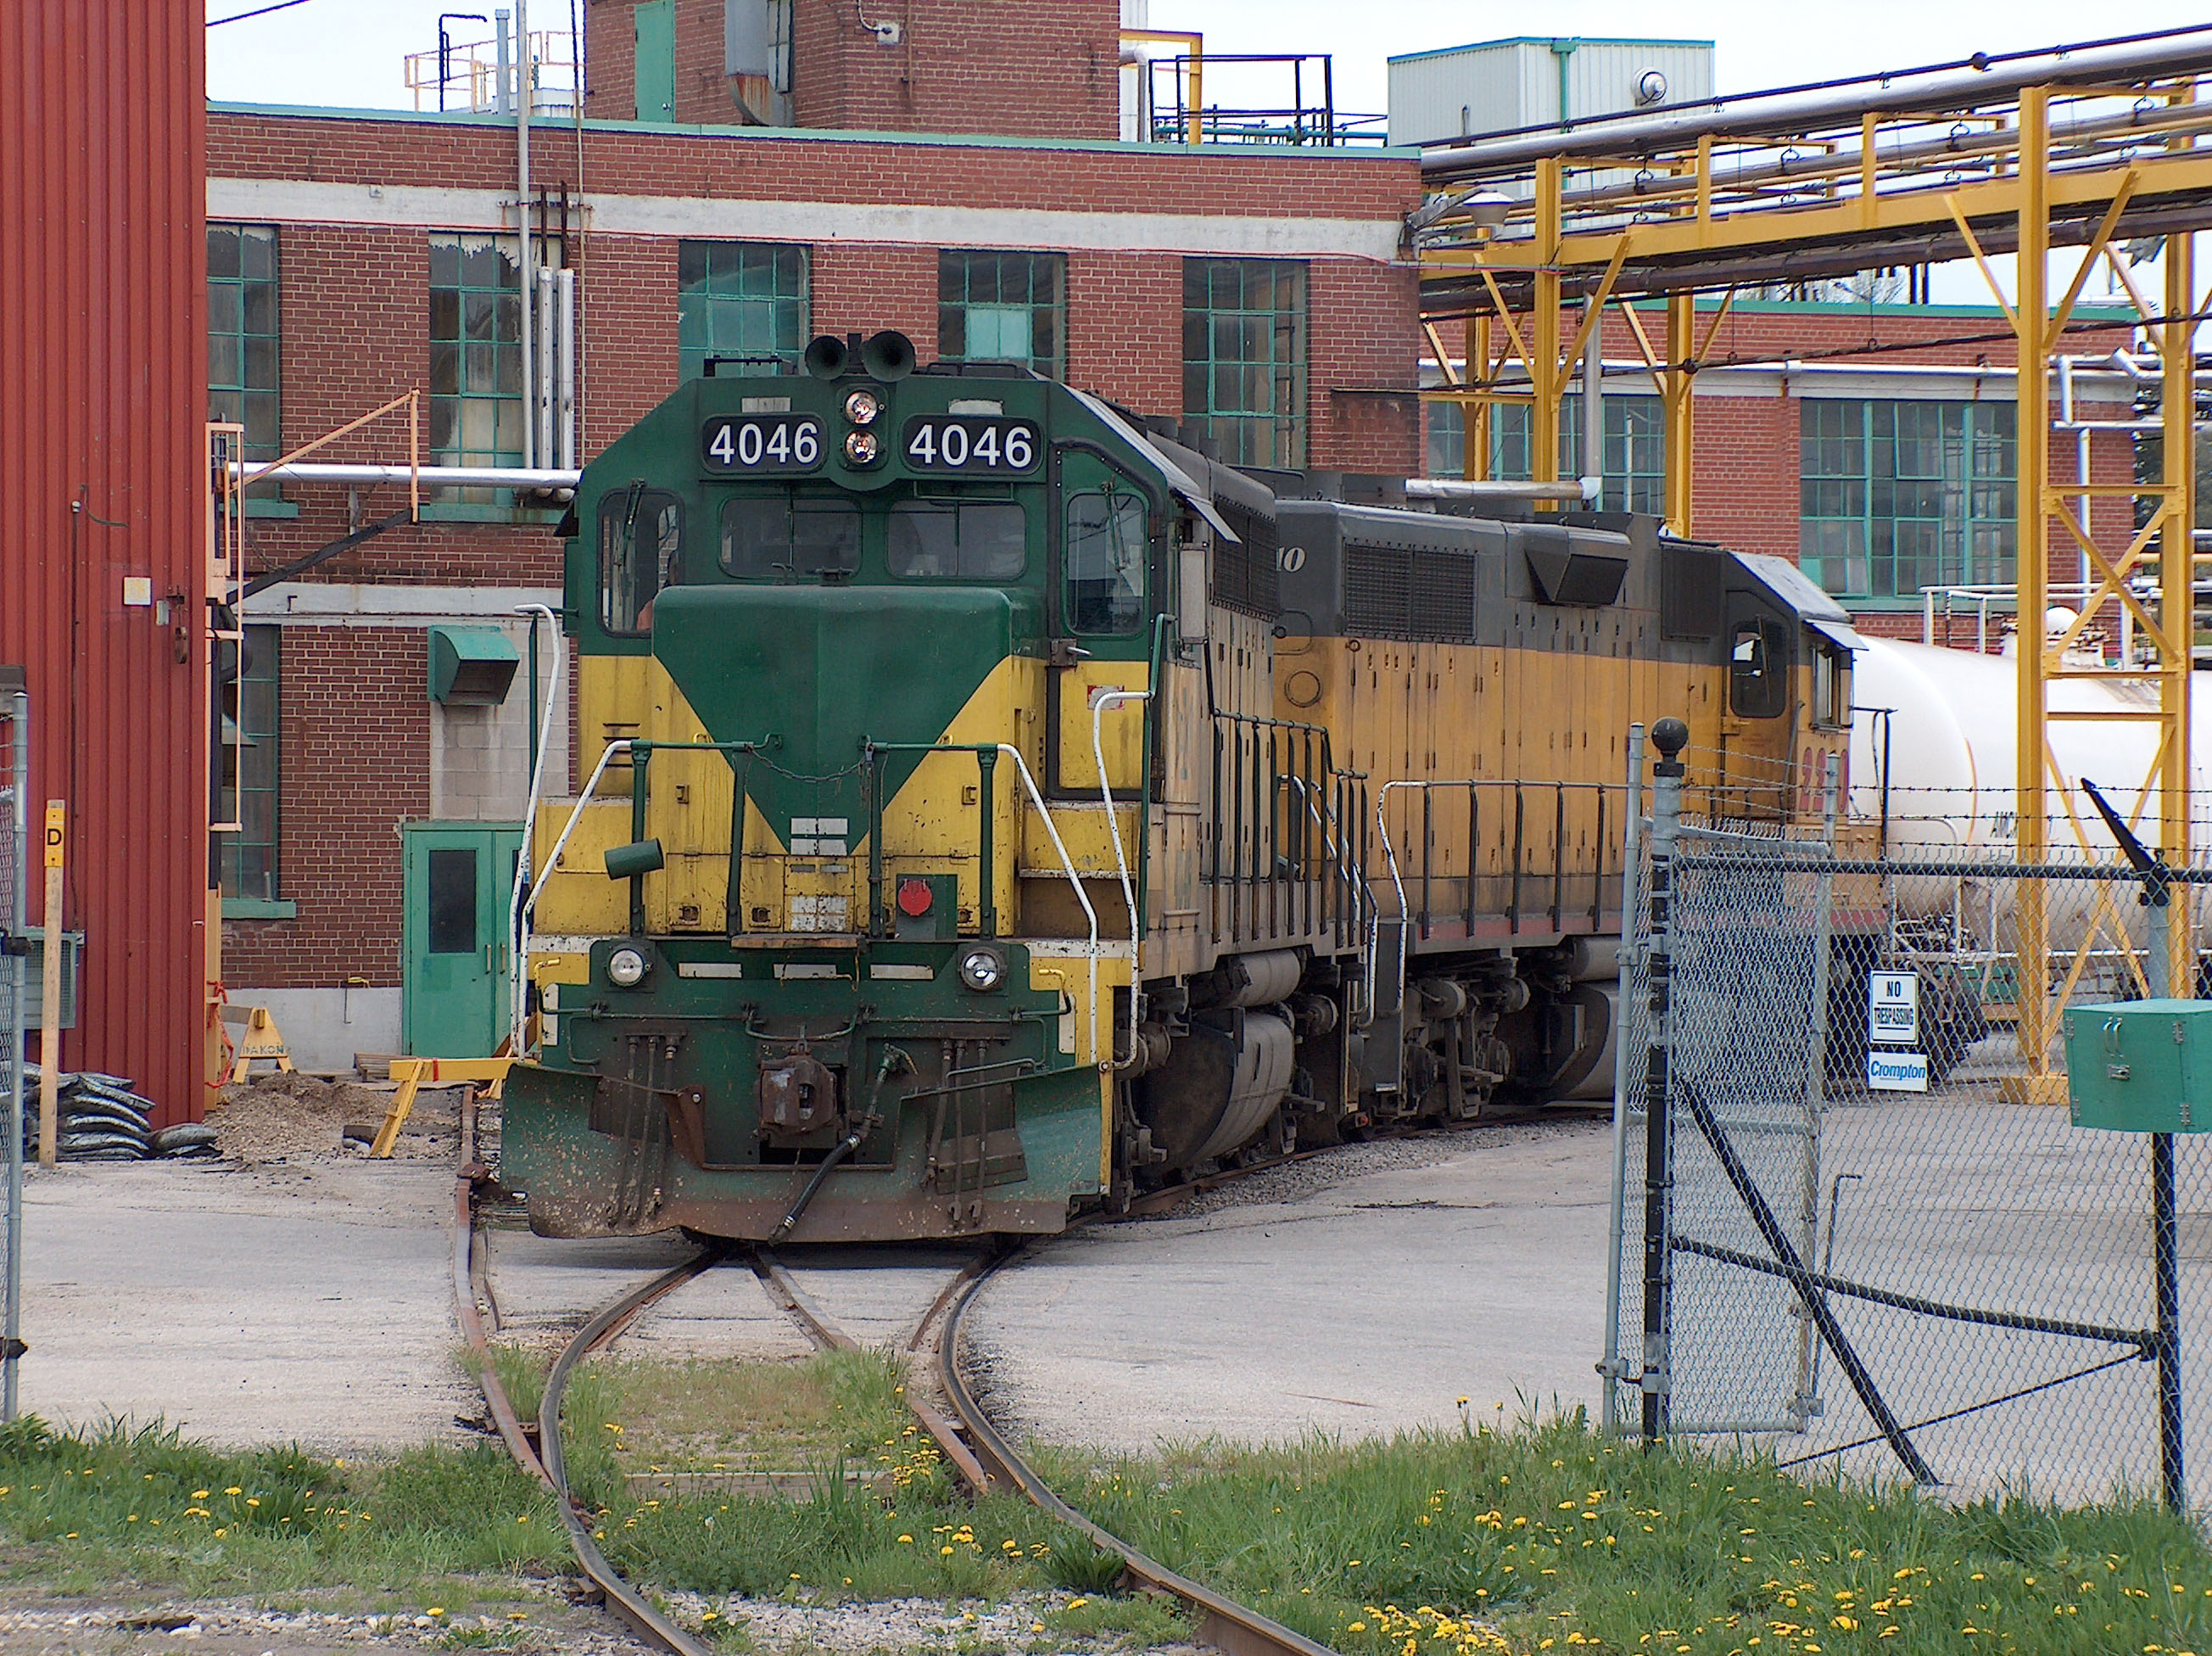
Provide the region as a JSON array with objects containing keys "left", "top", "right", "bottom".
[
  {"left": 1600, "top": 722, "right": 1645, "bottom": 1435},
  {"left": 3, "top": 691, "right": 24, "bottom": 1417},
  {"left": 2147, "top": 864, "right": 2184, "bottom": 1512},
  {"left": 1640, "top": 716, "right": 1689, "bottom": 1443}
]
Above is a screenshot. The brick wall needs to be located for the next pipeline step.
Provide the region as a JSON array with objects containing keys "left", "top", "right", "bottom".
[
  {"left": 1308, "top": 257, "right": 1420, "bottom": 475},
  {"left": 1066, "top": 252, "right": 1178, "bottom": 417},
  {"left": 587, "top": 0, "right": 639, "bottom": 120},
  {"left": 222, "top": 627, "right": 429, "bottom": 987}
]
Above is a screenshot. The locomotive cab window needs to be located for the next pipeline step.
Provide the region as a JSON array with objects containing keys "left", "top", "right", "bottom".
[
  {"left": 599, "top": 488, "right": 684, "bottom": 635},
  {"left": 720, "top": 494, "right": 860, "bottom": 580},
  {"left": 1065, "top": 487, "right": 1146, "bottom": 635},
  {"left": 1812, "top": 638, "right": 1852, "bottom": 729},
  {"left": 888, "top": 500, "right": 1025, "bottom": 579},
  {"left": 1729, "top": 618, "right": 1790, "bottom": 719}
]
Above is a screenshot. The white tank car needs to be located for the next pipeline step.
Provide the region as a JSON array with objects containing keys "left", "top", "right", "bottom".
[{"left": 1848, "top": 636, "right": 2212, "bottom": 955}]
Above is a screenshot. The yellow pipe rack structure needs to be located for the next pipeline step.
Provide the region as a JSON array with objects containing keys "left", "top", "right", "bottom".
[{"left": 1410, "top": 27, "right": 2212, "bottom": 1093}]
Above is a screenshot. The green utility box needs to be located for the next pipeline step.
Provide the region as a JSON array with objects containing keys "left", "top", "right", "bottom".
[{"left": 2063, "top": 999, "right": 2212, "bottom": 1132}]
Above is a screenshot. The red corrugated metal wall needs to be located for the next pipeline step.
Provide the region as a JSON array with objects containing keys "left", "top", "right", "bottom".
[{"left": 0, "top": 3, "right": 209, "bottom": 1124}]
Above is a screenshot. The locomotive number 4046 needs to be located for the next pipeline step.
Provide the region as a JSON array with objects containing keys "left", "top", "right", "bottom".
[
  {"left": 701, "top": 413, "right": 824, "bottom": 473},
  {"left": 902, "top": 416, "right": 1038, "bottom": 474}
]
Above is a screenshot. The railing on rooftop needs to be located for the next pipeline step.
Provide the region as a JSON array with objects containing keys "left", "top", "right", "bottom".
[
  {"left": 404, "top": 28, "right": 578, "bottom": 117},
  {"left": 1140, "top": 52, "right": 1387, "bottom": 148}
]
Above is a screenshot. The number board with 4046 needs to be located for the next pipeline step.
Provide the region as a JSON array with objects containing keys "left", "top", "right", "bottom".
[{"left": 701, "top": 412, "right": 824, "bottom": 473}]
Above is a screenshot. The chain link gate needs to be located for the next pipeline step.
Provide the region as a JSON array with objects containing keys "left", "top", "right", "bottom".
[{"left": 1605, "top": 719, "right": 2212, "bottom": 1508}]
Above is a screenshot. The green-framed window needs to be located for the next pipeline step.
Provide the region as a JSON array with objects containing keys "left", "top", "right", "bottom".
[
  {"left": 209, "top": 224, "right": 280, "bottom": 462},
  {"left": 429, "top": 234, "right": 525, "bottom": 469},
  {"left": 1426, "top": 394, "right": 1667, "bottom": 514},
  {"left": 1799, "top": 400, "right": 2017, "bottom": 600},
  {"left": 679, "top": 242, "right": 808, "bottom": 380},
  {"left": 221, "top": 624, "right": 281, "bottom": 903},
  {"left": 939, "top": 250, "right": 1064, "bottom": 378},
  {"left": 1182, "top": 258, "right": 1306, "bottom": 469}
]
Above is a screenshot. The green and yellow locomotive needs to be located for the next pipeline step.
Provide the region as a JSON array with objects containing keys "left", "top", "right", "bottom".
[{"left": 503, "top": 330, "right": 1857, "bottom": 1242}]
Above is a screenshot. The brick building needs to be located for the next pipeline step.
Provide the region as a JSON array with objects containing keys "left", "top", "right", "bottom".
[
  {"left": 205, "top": 0, "right": 1422, "bottom": 1067},
  {"left": 204, "top": 0, "right": 2153, "bottom": 1071},
  {"left": 1419, "top": 299, "right": 2143, "bottom": 641}
]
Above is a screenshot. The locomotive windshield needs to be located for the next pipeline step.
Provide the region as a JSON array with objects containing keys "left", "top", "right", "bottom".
[
  {"left": 718, "top": 494, "right": 860, "bottom": 579},
  {"left": 886, "top": 499, "right": 1026, "bottom": 578},
  {"left": 599, "top": 488, "right": 684, "bottom": 635}
]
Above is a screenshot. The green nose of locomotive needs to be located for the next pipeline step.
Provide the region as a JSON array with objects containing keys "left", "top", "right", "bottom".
[{"left": 505, "top": 334, "right": 1108, "bottom": 1242}]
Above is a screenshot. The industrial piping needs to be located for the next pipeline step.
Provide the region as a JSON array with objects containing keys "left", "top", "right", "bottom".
[{"left": 1419, "top": 25, "right": 2212, "bottom": 179}]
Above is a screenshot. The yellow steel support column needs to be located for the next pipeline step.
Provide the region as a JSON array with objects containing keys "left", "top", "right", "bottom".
[
  {"left": 1664, "top": 293, "right": 1695, "bottom": 535},
  {"left": 1532, "top": 157, "right": 1563, "bottom": 505},
  {"left": 2011, "top": 86, "right": 2057, "bottom": 1099},
  {"left": 2162, "top": 222, "right": 2195, "bottom": 986},
  {"left": 1469, "top": 314, "right": 1491, "bottom": 482}
]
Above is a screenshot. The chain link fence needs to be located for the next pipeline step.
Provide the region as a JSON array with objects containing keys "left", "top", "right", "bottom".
[{"left": 1605, "top": 731, "right": 2212, "bottom": 1508}]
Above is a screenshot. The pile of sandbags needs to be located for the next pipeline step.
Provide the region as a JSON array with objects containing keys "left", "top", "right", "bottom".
[{"left": 21, "top": 1073, "right": 221, "bottom": 1162}]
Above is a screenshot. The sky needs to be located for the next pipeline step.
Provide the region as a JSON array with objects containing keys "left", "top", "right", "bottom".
[
  {"left": 205, "top": 0, "right": 2209, "bottom": 310},
  {"left": 204, "top": 0, "right": 2212, "bottom": 119}
]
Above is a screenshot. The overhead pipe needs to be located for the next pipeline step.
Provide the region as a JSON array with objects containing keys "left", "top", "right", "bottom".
[
  {"left": 237, "top": 461, "right": 578, "bottom": 490},
  {"left": 1420, "top": 25, "right": 2212, "bottom": 179},
  {"left": 1406, "top": 477, "right": 1599, "bottom": 504}
]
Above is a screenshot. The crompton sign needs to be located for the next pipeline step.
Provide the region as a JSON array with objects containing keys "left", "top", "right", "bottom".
[{"left": 1868, "top": 1049, "right": 1930, "bottom": 1093}]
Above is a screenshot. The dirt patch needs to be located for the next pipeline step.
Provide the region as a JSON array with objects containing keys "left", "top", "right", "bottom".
[{"left": 207, "top": 1072, "right": 465, "bottom": 1165}]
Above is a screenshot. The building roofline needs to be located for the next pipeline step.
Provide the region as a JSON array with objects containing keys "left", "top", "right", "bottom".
[
  {"left": 1388, "top": 36, "right": 1714, "bottom": 66},
  {"left": 204, "top": 100, "right": 1420, "bottom": 161}
]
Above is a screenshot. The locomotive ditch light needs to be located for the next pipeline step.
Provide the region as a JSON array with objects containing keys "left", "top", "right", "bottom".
[
  {"left": 843, "top": 387, "right": 884, "bottom": 427},
  {"left": 844, "top": 429, "right": 882, "bottom": 467},
  {"left": 958, "top": 945, "right": 1006, "bottom": 993},
  {"left": 607, "top": 946, "right": 651, "bottom": 988}
]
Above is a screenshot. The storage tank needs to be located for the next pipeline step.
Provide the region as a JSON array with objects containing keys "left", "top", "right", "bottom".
[{"left": 1849, "top": 636, "right": 2212, "bottom": 953}]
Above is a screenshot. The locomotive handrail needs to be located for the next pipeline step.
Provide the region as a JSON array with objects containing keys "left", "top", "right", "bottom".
[
  {"left": 860, "top": 741, "right": 1000, "bottom": 939},
  {"left": 859, "top": 739, "right": 1105, "bottom": 1068},
  {"left": 1093, "top": 686, "right": 1150, "bottom": 1071},
  {"left": 1372, "top": 778, "right": 1631, "bottom": 1016},
  {"left": 1206, "top": 708, "right": 1339, "bottom": 947},
  {"left": 509, "top": 603, "right": 565, "bottom": 1055},
  {"left": 623, "top": 738, "right": 776, "bottom": 937},
  {"left": 517, "top": 735, "right": 635, "bottom": 1055}
]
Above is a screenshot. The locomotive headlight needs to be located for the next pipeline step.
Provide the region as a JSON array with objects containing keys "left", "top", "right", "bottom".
[
  {"left": 957, "top": 945, "right": 1006, "bottom": 993},
  {"left": 607, "top": 946, "right": 650, "bottom": 988},
  {"left": 843, "top": 428, "right": 881, "bottom": 466},
  {"left": 842, "top": 387, "right": 883, "bottom": 427}
]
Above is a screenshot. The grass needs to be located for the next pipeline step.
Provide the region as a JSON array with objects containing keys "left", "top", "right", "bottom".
[
  {"left": 0, "top": 1413, "right": 567, "bottom": 1609},
  {"left": 7, "top": 1354, "right": 2211, "bottom": 1656},
  {"left": 1022, "top": 1407, "right": 2212, "bottom": 1656}
]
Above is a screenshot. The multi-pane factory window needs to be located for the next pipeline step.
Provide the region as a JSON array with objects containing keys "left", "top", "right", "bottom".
[
  {"left": 208, "top": 224, "right": 280, "bottom": 461},
  {"left": 1182, "top": 259, "right": 1306, "bottom": 468},
  {"left": 1427, "top": 394, "right": 1667, "bottom": 514},
  {"left": 429, "top": 234, "right": 526, "bottom": 469},
  {"left": 939, "top": 250, "right": 1064, "bottom": 378},
  {"left": 221, "top": 624, "right": 281, "bottom": 904},
  {"left": 1799, "top": 400, "right": 2017, "bottom": 600},
  {"left": 678, "top": 242, "right": 808, "bottom": 379}
]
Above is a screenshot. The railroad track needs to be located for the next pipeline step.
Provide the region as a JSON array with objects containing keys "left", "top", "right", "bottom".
[{"left": 455, "top": 1094, "right": 1349, "bottom": 1656}]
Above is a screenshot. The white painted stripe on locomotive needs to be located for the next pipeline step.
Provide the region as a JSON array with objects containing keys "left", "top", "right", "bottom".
[{"left": 206, "top": 178, "right": 1406, "bottom": 263}]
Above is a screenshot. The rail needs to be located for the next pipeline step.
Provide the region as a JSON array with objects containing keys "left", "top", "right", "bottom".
[
  {"left": 1372, "top": 779, "right": 1628, "bottom": 1015},
  {"left": 1207, "top": 711, "right": 1346, "bottom": 948}
]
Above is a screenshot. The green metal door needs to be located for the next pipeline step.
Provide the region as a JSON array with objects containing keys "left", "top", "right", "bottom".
[
  {"left": 634, "top": 0, "right": 676, "bottom": 121},
  {"left": 402, "top": 822, "right": 524, "bottom": 1058}
]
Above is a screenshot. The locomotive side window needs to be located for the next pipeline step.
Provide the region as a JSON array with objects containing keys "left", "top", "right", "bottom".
[
  {"left": 1065, "top": 488, "right": 1146, "bottom": 635},
  {"left": 599, "top": 487, "right": 684, "bottom": 636},
  {"left": 1729, "top": 618, "right": 1790, "bottom": 719},
  {"left": 1812, "top": 640, "right": 1851, "bottom": 729},
  {"left": 888, "top": 501, "right": 1025, "bottom": 579},
  {"left": 719, "top": 495, "right": 860, "bottom": 579}
]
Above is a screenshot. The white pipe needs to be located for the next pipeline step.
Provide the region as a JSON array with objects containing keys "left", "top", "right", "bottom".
[
  {"left": 517, "top": 0, "right": 534, "bottom": 471},
  {"left": 1406, "top": 476, "right": 1599, "bottom": 504},
  {"left": 556, "top": 267, "right": 577, "bottom": 470},
  {"left": 509, "top": 603, "right": 566, "bottom": 1055},
  {"left": 996, "top": 742, "right": 1102, "bottom": 1071},
  {"left": 1421, "top": 26, "right": 2212, "bottom": 176},
  {"left": 535, "top": 266, "right": 557, "bottom": 472},
  {"left": 237, "top": 462, "right": 579, "bottom": 490},
  {"left": 1092, "top": 688, "right": 1148, "bottom": 1071}
]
